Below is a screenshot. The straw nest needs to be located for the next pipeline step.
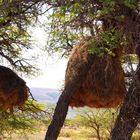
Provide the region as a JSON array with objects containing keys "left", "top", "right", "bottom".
[
  {"left": 65, "top": 37, "right": 126, "bottom": 108},
  {"left": 0, "top": 66, "right": 29, "bottom": 109}
]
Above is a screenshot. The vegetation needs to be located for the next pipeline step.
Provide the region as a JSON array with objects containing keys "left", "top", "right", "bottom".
[
  {"left": 0, "top": 100, "right": 52, "bottom": 139},
  {"left": 61, "top": 108, "right": 140, "bottom": 140},
  {"left": 1, "top": 107, "right": 140, "bottom": 140},
  {"left": 0, "top": 0, "right": 48, "bottom": 74},
  {"left": 0, "top": 1, "right": 50, "bottom": 139},
  {"left": 44, "top": 1, "right": 140, "bottom": 140},
  {"left": 0, "top": 0, "right": 139, "bottom": 140}
]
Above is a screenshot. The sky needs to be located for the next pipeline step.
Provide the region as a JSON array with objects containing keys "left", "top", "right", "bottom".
[
  {"left": 24, "top": 26, "right": 68, "bottom": 89},
  {"left": 25, "top": 57, "right": 68, "bottom": 89}
]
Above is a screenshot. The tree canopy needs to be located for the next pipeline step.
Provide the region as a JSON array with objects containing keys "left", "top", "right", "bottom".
[
  {"left": 45, "top": 0, "right": 139, "bottom": 56},
  {"left": 0, "top": 0, "right": 140, "bottom": 140},
  {"left": 0, "top": 0, "right": 47, "bottom": 74},
  {"left": 43, "top": 1, "right": 140, "bottom": 140},
  {"left": 0, "top": 0, "right": 139, "bottom": 70}
]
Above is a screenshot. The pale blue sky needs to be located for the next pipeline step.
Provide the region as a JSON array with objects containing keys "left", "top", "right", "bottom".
[{"left": 25, "top": 26, "right": 68, "bottom": 89}]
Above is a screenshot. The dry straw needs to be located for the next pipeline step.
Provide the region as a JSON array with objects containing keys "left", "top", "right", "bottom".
[
  {"left": 0, "top": 66, "right": 29, "bottom": 109},
  {"left": 65, "top": 37, "right": 126, "bottom": 108}
]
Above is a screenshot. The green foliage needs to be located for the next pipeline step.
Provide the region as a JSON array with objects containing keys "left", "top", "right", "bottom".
[
  {"left": 44, "top": 1, "right": 103, "bottom": 56},
  {"left": 115, "top": 15, "right": 125, "bottom": 22},
  {"left": 63, "top": 108, "right": 140, "bottom": 139},
  {"left": 0, "top": 1, "right": 139, "bottom": 138},
  {"left": 98, "top": 0, "right": 116, "bottom": 17},
  {"left": 45, "top": 3, "right": 125, "bottom": 57},
  {"left": 43, "top": 0, "right": 139, "bottom": 58},
  {"left": 122, "top": 54, "right": 138, "bottom": 64},
  {"left": 123, "top": 0, "right": 136, "bottom": 8},
  {"left": 0, "top": 100, "right": 53, "bottom": 138},
  {"left": 0, "top": 0, "right": 46, "bottom": 75},
  {"left": 88, "top": 28, "right": 124, "bottom": 57},
  {"left": 45, "top": 6, "right": 84, "bottom": 57},
  {"left": 71, "top": 108, "right": 118, "bottom": 139}
]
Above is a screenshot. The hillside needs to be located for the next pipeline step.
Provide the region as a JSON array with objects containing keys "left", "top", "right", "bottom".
[
  {"left": 30, "top": 87, "right": 77, "bottom": 118},
  {"left": 30, "top": 87, "right": 60, "bottom": 104}
]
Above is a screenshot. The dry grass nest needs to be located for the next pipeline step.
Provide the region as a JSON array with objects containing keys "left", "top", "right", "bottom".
[
  {"left": 65, "top": 37, "right": 126, "bottom": 108},
  {"left": 0, "top": 66, "right": 29, "bottom": 109}
]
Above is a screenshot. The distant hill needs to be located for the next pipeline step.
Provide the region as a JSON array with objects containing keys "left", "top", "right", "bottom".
[
  {"left": 30, "top": 87, "right": 60, "bottom": 104},
  {"left": 30, "top": 87, "right": 77, "bottom": 118}
]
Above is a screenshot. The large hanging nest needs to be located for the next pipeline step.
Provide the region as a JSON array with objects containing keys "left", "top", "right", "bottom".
[
  {"left": 65, "top": 37, "right": 126, "bottom": 108},
  {"left": 0, "top": 66, "right": 29, "bottom": 109}
]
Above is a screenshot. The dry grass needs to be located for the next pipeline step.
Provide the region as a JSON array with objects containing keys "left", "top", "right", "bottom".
[
  {"left": 6, "top": 126, "right": 140, "bottom": 140},
  {"left": 59, "top": 127, "right": 95, "bottom": 140}
]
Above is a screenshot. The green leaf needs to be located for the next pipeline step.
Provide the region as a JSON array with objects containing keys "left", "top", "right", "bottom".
[{"left": 124, "top": 0, "right": 136, "bottom": 8}]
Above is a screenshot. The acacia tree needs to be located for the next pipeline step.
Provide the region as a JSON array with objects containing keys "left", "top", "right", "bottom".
[
  {"left": 0, "top": 0, "right": 52, "bottom": 138},
  {"left": 76, "top": 108, "right": 118, "bottom": 140},
  {"left": 0, "top": 0, "right": 47, "bottom": 74},
  {"left": 43, "top": 1, "right": 140, "bottom": 140},
  {"left": 0, "top": 0, "right": 140, "bottom": 140},
  {"left": 0, "top": 100, "right": 50, "bottom": 139}
]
